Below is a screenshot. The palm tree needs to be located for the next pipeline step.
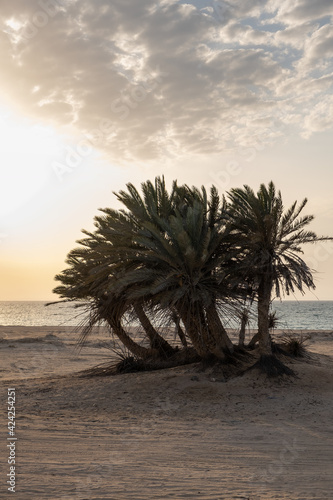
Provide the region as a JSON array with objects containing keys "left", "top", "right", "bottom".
[
  {"left": 226, "top": 181, "right": 329, "bottom": 374},
  {"left": 52, "top": 234, "right": 158, "bottom": 360},
  {"left": 53, "top": 177, "right": 236, "bottom": 362},
  {"left": 96, "top": 178, "right": 237, "bottom": 360}
]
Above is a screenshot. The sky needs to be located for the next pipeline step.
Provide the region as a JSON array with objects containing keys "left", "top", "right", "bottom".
[{"left": 0, "top": 0, "right": 333, "bottom": 301}]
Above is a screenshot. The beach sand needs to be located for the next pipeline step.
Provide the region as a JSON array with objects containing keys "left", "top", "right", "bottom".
[{"left": 1, "top": 326, "right": 333, "bottom": 499}]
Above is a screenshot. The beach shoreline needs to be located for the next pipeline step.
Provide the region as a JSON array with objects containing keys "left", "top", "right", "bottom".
[{"left": 1, "top": 325, "right": 332, "bottom": 380}]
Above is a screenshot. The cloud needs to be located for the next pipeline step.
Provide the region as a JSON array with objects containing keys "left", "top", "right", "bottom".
[
  {"left": 268, "top": 0, "right": 333, "bottom": 25},
  {"left": 301, "top": 24, "right": 333, "bottom": 70},
  {"left": 0, "top": 0, "right": 332, "bottom": 163},
  {"left": 302, "top": 94, "right": 333, "bottom": 137}
]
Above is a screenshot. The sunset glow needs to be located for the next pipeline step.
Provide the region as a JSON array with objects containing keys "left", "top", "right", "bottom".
[{"left": 0, "top": 0, "right": 332, "bottom": 300}]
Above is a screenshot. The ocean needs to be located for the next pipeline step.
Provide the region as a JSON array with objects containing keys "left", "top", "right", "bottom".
[
  {"left": 0, "top": 301, "right": 87, "bottom": 327},
  {"left": 0, "top": 300, "right": 332, "bottom": 330}
]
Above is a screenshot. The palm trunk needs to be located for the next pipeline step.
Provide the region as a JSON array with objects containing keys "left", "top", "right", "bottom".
[
  {"left": 177, "top": 304, "right": 210, "bottom": 359},
  {"left": 133, "top": 303, "right": 175, "bottom": 356},
  {"left": 97, "top": 297, "right": 155, "bottom": 360},
  {"left": 250, "top": 278, "right": 295, "bottom": 376},
  {"left": 248, "top": 331, "right": 260, "bottom": 348},
  {"left": 206, "top": 303, "right": 234, "bottom": 354},
  {"left": 179, "top": 302, "right": 232, "bottom": 360},
  {"left": 198, "top": 305, "right": 224, "bottom": 358},
  {"left": 176, "top": 322, "right": 188, "bottom": 347},
  {"left": 257, "top": 278, "right": 272, "bottom": 356},
  {"left": 112, "top": 320, "right": 155, "bottom": 360},
  {"left": 238, "top": 315, "right": 247, "bottom": 347},
  {"left": 171, "top": 309, "right": 188, "bottom": 347}
]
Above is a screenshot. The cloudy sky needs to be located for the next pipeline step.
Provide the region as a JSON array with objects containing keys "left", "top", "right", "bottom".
[{"left": 0, "top": 0, "right": 333, "bottom": 300}]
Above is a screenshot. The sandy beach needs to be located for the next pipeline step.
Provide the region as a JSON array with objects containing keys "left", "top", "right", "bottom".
[{"left": 1, "top": 326, "right": 333, "bottom": 499}]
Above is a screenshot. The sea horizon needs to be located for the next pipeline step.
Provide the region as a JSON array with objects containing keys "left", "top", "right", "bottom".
[{"left": 0, "top": 300, "right": 333, "bottom": 330}]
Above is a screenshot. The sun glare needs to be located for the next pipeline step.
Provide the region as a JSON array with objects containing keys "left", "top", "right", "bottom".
[
  {"left": 0, "top": 112, "right": 61, "bottom": 217},
  {"left": 4, "top": 17, "right": 25, "bottom": 33}
]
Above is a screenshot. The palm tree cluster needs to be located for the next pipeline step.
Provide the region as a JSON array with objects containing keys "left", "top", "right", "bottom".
[{"left": 53, "top": 177, "right": 328, "bottom": 375}]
